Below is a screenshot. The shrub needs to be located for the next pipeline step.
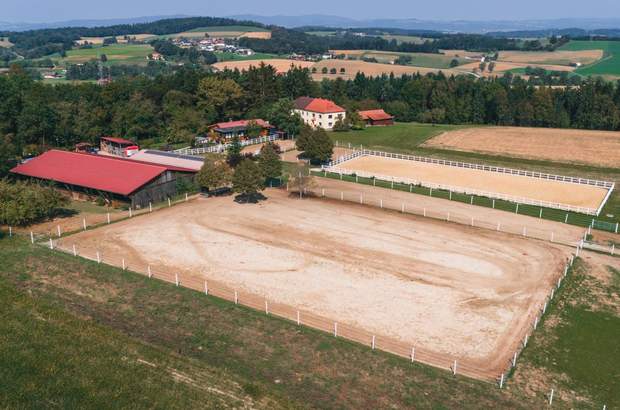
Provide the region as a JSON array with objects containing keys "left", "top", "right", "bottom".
[{"left": 0, "top": 180, "right": 68, "bottom": 226}]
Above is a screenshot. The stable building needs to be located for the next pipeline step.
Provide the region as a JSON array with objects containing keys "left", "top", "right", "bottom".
[
  {"left": 10, "top": 150, "right": 196, "bottom": 209},
  {"left": 99, "top": 136, "right": 140, "bottom": 157},
  {"left": 293, "top": 97, "right": 346, "bottom": 130},
  {"left": 207, "top": 119, "right": 276, "bottom": 141},
  {"left": 358, "top": 109, "right": 394, "bottom": 126}
]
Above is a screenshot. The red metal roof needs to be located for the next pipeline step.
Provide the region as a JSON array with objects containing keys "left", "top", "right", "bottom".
[
  {"left": 210, "top": 119, "right": 273, "bottom": 130},
  {"left": 101, "top": 136, "right": 136, "bottom": 145},
  {"left": 294, "top": 97, "right": 346, "bottom": 114},
  {"left": 358, "top": 109, "right": 394, "bottom": 121},
  {"left": 10, "top": 150, "right": 173, "bottom": 196}
]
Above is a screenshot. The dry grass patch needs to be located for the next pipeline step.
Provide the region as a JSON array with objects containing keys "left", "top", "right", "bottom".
[
  {"left": 498, "top": 50, "right": 603, "bottom": 66},
  {"left": 212, "top": 59, "right": 313, "bottom": 73},
  {"left": 311, "top": 59, "right": 462, "bottom": 80}
]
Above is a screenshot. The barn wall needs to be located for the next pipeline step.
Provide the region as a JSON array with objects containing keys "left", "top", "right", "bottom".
[{"left": 130, "top": 171, "right": 194, "bottom": 208}]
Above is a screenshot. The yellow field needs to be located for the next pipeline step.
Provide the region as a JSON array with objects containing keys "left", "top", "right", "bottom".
[
  {"left": 165, "top": 30, "right": 271, "bottom": 39},
  {"left": 458, "top": 61, "right": 575, "bottom": 77},
  {"left": 312, "top": 59, "right": 463, "bottom": 80},
  {"left": 212, "top": 59, "right": 314, "bottom": 73}
]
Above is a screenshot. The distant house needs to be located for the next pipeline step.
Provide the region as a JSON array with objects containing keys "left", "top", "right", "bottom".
[
  {"left": 207, "top": 119, "right": 276, "bottom": 141},
  {"left": 293, "top": 97, "right": 346, "bottom": 130},
  {"left": 10, "top": 150, "right": 197, "bottom": 209},
  {"left": 358, "top": 109, "right": 394, "bottom": 126},
  {"left": 100, "top": 137, "right": 139, "bottom": 157},
  {"left": 148, "top": 52, "right": 165, "bottom": 61}
]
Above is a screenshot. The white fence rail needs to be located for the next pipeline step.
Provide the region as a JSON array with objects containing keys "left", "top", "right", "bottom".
[
  {"left": 174, "top": 135, "right": 281, "bottom": 156},
  {"left": 323, "top": 149, "right": 615, "bottom": 216}
]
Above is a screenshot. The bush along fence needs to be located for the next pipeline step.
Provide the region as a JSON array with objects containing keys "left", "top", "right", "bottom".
[
  {"left": 3, "top": 192, "right": 198, "bottom": 243},
  {"left": 311, "top": 169, "right": 619, "bottom": 236}
]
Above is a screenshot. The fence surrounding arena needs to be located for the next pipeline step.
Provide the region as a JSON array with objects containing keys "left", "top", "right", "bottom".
[
  {"left": 323, "top": 149, "right": 615, "bottom": 216},
  {"left": 174, "top": 135, "right": 280, "bottom": 156}
]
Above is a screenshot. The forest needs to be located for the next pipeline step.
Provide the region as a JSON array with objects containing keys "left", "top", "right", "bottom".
[{"left": 2, "top": 62, "right": 620, "bottom": 176}]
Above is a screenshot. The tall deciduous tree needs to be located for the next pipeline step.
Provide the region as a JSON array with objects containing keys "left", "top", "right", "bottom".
[
  {"left": 266, "top": 98, "right": 303, "bottom": 137},
  {"left": 232, "top": 158, "right": 264, "bottom": 201},
  {"left": 195, "top": 159, "right": 232, "bottom": 192},
  {"left": 197, "top": 76, "right": 243, "bottom": 122},
  {"left": 258, "top": 142, "right": 282, "bottom": 182}
]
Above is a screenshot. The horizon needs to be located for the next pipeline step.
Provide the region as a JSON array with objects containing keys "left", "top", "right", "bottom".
[{"left": 2, "top": 0, "right": 620, "bottom": 24}]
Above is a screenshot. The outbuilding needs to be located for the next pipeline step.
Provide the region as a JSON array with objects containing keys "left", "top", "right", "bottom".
[{"left": 358, "top": 109, "right": 394, "bottom": 126}]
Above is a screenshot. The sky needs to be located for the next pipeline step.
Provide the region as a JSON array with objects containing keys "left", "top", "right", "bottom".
[{"left": 2, "top": 0, "right": 620, "bottom": 23}]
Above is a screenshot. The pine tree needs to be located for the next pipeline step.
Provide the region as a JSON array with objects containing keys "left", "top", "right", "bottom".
[{"left": 226, "top": 135, "right": 243, "bottom": 167}]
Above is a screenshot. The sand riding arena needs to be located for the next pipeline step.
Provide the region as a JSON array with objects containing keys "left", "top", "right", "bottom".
[
  {"left": 326, "top": 150, "right": 614, "bottom": 215},
  {"left": 54, "top": 189, "right": 575, "bottom": 382}
]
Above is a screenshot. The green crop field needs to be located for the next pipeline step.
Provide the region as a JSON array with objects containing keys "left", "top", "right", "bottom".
[
  {"left": 54, "top": 44, "right": 154, "bottom": 66},
  {"left": 1, "top": 233, "right": 617, "bottom": 408},
  {"left": 560, "top": 40, "right": 620, "bottom": 77},
  {"left": 216, "top": 51, "right": 279, "bottom": 62},
  {"left": 186, "top": 25, "right": 269, "bottom": 33}
]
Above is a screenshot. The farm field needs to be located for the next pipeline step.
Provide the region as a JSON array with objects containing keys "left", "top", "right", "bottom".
[
  {"left": 331, "top": 49, "right": 467, "bottom": 68},
  {"left": 58, "top": 190, "right": 569, "bottom": 375},
  {"left": 211, "top": 58, "right": 314, "bottom": 73},
  {"left": 55, "top": 44, "right": 154, "bottom": 65},
  {"left": 215, "top": 51, "right": 279, "bottom": 62},
  {"left": 424, "top": 126, "right": 620, "bottom": 168},
  {"left": 332, "top": 154, "right": 609, "bottom": 211},
  {"left": 158, "top": 25, "right": 271, "bottom": 40},
  {"left": 560, "top": 40, "right": 620, "bottom": 78},
  {"left": 311, "top": 59, "right": 463, "bottom": 80},
  {"left": 497, "top": 50, "right": 603, "bottom": 66},
  {"left": 458, "top": 61, "right": 574, "bottom": 76}
]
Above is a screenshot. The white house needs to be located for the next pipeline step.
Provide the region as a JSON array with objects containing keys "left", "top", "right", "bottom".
[{"left": 293, "top": 97, "right": 346, "bottom": 130}]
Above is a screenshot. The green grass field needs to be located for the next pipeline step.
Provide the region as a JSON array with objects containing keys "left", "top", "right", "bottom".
[
  {"left": 186, "top": 25, "right": 269, "bottom": 33},
  {"left": 330, "top": 122, "right": 620, "bottom": 226},
  {"left": 379, "top": 34, "right": 429, "bottom": 44},
  {"left": 54, "top": 44, "right": 154, "bottom": 66},
  {"left": 0, "top": 232, "right": 617, "bottom": 408},
  {"left": 559, "top": 40, "right": 620, "bottom": 78},
  {"left": 216, "top": 52, "right": 279, "bottom": 62}
]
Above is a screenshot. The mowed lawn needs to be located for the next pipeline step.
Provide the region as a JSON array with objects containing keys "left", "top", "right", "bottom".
[
  {"left": 560, "top": 40, "right": 620, "bottom": 77},
  {"left": 58, "top": 44, "right": 154, "bottom": 65}
]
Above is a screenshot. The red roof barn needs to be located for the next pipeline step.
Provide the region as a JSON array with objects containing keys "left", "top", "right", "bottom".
[
  {"left": 358, "top": 109, "right": 394, "bottom": 126},
  {"left": 10, "top": 150, "right": 196, "bottom": 208}
]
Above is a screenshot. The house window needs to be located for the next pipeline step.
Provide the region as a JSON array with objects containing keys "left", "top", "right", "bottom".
[
  {"left": 312, "top": 113, "right": 315, "bottom": 118},
  {"left": 328, "top": 122, "right": 332, "bottom": 127},
  {"left": 319, "top": 114, "right": 323, "bottom": 119},
  {"left": 328, "top": 114, "right": 332, "bottom": 119}
]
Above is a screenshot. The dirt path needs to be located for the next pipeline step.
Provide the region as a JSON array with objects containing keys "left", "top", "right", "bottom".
[
  {"left": 310, "top": 178, "right": 587, "bottom": 245},
  {"left": 59, "top": 189, "right": 571, "bottom": 376}
]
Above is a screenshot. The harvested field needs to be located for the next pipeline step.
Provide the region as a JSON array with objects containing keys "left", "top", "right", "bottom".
[
  {"left": 211, "top": 59, "right": 314, "bottom": 74},
  {"left": 61, "top": 189, "right": 570, "bottom": 375},
  {"left": 498, "top": 50, "right": 603, "bottom": 66},
  {"left": 332, "top": 154, "right": 609, "bottom": 211},
  {"left": 311, "top": 59, "right": 462, "bottom": 80},
  {"left": 458, "top": 61, "right": 575, "bottom": 76},
  {"left": 424, "top": 126, "right": 620, "bottom": 168}
]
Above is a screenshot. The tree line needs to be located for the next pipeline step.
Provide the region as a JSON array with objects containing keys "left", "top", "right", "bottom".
[{"left": 2, "top": 62, "right": 620, "bottom": 175}]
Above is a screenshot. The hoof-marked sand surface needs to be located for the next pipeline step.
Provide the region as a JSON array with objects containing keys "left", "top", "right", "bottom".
[
  {"left": 333, "top": 155, "right": 609, "bottom": 210},
  {"left": 64, "top": 190, "right": 569, "bottom": 373},
  {"left": 424, "top": 126, "right": 620, "bottom": 168}
]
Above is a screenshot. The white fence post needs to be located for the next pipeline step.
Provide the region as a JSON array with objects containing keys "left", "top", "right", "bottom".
[
  {"left": 129, "top": 208, "right": 132, "bottom": 218},
  {"left": 107, "top": 213, "right": 110, "bottom": 224},
  {"left": 148, "top": 265, "right": 152, "bottom": 278},
  {"left": 411, "top": 347, "right": 415, "bottom": 362},
  {"left": 204, "top": 281, "right": 208, "bottom": 295},
  {"left": 551, "top": 232, "right": 554, "bottom": 242},
  {"left": 371, "top": 335, "right": 376, "bottom": 349},
  {"left": 265, "top": 300, "right": 269, "bottom": 315},
  {"left": 499, "top": 373, "right": 504, "bottom": 389},
  {"left": 72, "top": 244, "right": 77, "bottom": 256},
  {"left": 452, "top": 360, "right": 457, "bottom": 376},
  {"left": 175, "top": 273, "right": 179, "bottom": 286},
  {"left": 235, "top": 291, "right": 238, "bottom": 304},
  {"left": 30, "top": 231, "right": 34, "bottom": 244},
  {"left": 168, "top": 198, "right": 171, "bottom": 207},
  {"left": 185, "top": 193, "right": 188, "bottom": 202},
  {"left": 539, "top": 208, "right": 543, "bottom": 218},
  {"left": 565, "top": 213, "right": 569, "bottom": 223},
  {"left": 49, "top": 238, "right": 53, "bottom": 250},
  {"left": 515, "top": 203, "right": 519, "bottom": 214},
  {"left": 549, "top": 389, "right": 554, "bottom": 405},
  {"left": 334, "top": 322, "right": 338, "bottom": 337},
  {"left": 512, "top": 352, "right": 517, "bottom": 367},
  {"left": 122, "top": 258, "right": 126, "bottom": 270},
  {"left": 96, "top": 251, "right": 101, "bottom": 264},
  {"left": 492, "top": 199, "right": 495, "bottom": 209},
  {"left": 57, "top": 225, "right": 61, "bottom": 237},
  {"left": 8, "top": 226, "right": 12, "bottom": 237},
  {"left": 340, "top": 191, "right": 344, "bottom": 201},
  {"left": 296, "top": 310, "right": 300, "bottom": 325},
  {"left": 82, "top": 218, "right": 87, "bottom": 231},
  {"left": 149, "top": 202, "right": 152, "bottom": 212},
  {"left": 470, "top": 196, "right": 473, "bottom": 205}
]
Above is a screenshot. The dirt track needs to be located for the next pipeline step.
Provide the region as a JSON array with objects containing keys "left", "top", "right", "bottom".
[
  {"left": 424, "top": 126, "right": 620, "bottom": 168},
  {"left": 63, "top": 189, "right": 570, "bottom": 374},
  {"left": 333, "top": 155, "right": 608, "bottom": 210}
]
